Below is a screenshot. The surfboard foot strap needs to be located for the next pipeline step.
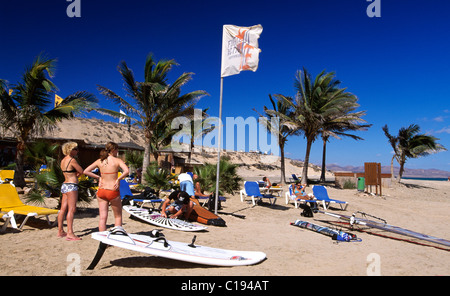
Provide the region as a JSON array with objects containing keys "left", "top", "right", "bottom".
[
  {"left": 154, "top": 237, "right": 169, "bottom": 248},
  {"left": 86, "top": 242, "right": 108, "bottom": 270}
]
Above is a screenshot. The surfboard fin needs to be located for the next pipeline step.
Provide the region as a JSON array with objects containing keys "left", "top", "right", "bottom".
[
  {"left": 86, "top": 242, "right": 108, "bottom": 270},
  {"left": 188, "top": 235, "right": 197, "bottom": 248}
]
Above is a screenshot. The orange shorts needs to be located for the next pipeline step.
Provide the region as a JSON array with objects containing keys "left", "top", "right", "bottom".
[{"left": 97, "top": 188, "right": 120, "bottom": 201}]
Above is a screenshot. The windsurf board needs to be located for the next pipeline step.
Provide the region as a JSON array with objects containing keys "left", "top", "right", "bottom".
[
  {"left": 318, "top": 210, "right": 450, "bottom": 248},
  {"left": 88, "top": 229, "right": 266, "bottom": 268},
  {"left": 123, "top": 205, "right": 207, "bottom": 232}
]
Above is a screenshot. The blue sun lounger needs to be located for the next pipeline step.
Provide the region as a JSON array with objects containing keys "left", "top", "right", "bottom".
[
  {"left": 289, "top": 174, "right": 300, "bottom": 183},
  {"left": 312, "top": 185, "right": 348, "bottom": 210},
  {"left": 120, "top": 180, "right": 162, "bottom": 210},
  {"left": 240, "top": 181, "right": 277, "bottom": 206},
  {"left": 196, "top": 195, "right": 227, "bottom": 207},
  {"left": 285, "top": 184, "right": 317, "bottom": 208}
]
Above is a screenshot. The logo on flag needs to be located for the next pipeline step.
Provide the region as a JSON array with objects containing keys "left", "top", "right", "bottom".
[
  {"left": 55, "top": 94, "right": 63, "bottom": 107},
  {"left": 119, "top": 109, "right": 127, "bottom": 124},
  {"left": 221, "top": 24, "right": 263, "bottom": 77}
]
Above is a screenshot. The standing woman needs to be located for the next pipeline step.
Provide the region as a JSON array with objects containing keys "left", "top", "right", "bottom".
[
  {"left": 59, "top": 142, "right": 83, "bottom": 241},
  {"left": 83, "top": 142, "right": 129, "bottom": 232}
]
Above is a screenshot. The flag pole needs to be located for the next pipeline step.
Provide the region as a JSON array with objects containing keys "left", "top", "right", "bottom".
[{"left": 214, "top": 76, "right": 224, "bottom": 215}]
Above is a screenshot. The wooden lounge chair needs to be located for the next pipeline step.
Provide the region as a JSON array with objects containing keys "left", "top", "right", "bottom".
[{"left": 0, "top": 183, "right": 58, "bottom": 230}]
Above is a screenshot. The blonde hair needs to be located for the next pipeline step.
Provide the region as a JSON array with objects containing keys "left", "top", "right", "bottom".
[
  {"left": 100, "top": 142, "right": 119, "bottom": 161},
  {"left": 62, "top": 142, "right": 78, "bottom": 156}
]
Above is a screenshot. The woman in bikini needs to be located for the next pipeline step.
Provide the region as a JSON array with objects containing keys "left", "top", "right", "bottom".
[
  {"left": 293, "top": 182, "right": 314, "bottom": 200},
  {"left": 58, "top": 142, "right": 84, "bottom": 241},
  {"left": 83, "top": 142, "right": 129, "bottom": 232}
]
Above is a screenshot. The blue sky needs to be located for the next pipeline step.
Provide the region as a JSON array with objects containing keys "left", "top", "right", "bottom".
[{"left": 1, "top": 0, "right": 449, "bottom": 172}]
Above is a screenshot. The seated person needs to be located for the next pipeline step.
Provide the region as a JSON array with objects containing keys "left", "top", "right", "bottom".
[
  {"left": 193, "top": 174, "right": 212, "bottom": 198},
  {"left": 161, "top": 190, "right": 194, "bottom": 220},
  {"left": 262, "top": 176, "right": 272, "bottom": 188},
  {"left": 293, "top": 182, "right": 314, "bottom": 200}
]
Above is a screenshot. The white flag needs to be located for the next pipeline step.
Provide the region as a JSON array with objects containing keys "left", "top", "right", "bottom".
[
  {"left": 119, "top": 109, "right": 126, "bottom": 124},
  {"left": 221, "top": 24, "right": 263, "bottom": 77}
]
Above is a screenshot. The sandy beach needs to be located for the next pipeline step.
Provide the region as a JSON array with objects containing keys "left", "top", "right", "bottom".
[{"left": 1, "top": 176, "right": 449, "bottom": 277}]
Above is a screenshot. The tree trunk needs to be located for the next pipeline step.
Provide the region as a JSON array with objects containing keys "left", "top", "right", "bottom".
[
  {"left": 188, "top": 136, "right": 194, "bottom": 164},
  {"left": 301, "top": 137, "right": 313, "bottom": 185},
  {"left": 279, "top": 142, "right": 286, "bottom": 184},
  {"left": 396, "top": 154, "right": 406, "bottom": 184},
  {"left": 13, "top": 140, "right": 27, "bottom": 188},
  {"left": 141, "top": 140, "right": 152, "bottom": 185},
  {"left": 390, "top": 155, "right": 396, "bottom": 182},
  {"left": 319, "top": 137, "right": 327, "bottom": 182}
]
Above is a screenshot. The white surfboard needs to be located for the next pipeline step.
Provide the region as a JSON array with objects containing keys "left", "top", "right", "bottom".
[
  {"left": 90, "top": 230, "right": 266, "bottom": 267},
  {"left": 123, "top": 205, "right": 207, "bottom": 232}
]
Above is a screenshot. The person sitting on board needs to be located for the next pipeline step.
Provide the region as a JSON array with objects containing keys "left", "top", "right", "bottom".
[
  {"left": 161, "top": 190, "right": 193, "bottom": 220},
  {"left": 193, "top": 174, "right": 212, "bottom": 199}
]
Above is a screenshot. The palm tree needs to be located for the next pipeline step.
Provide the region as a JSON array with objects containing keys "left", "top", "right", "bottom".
[
  {"left": 97, "top": 54, "right": 208, "bottom": 180},
  {"left": 256, "top": 94, "right": 298, "bottom": 184},
  {"left": 318, "top": 100, "right": 372, "bottom": 182},
  {"left": 382, "top": 124, "right": 446, "bottom": 183},
  {"left": 143, "top": 162, "right": 173, "bottom": 195},
  {"left": 194, "top": 159, "right": 242, "bottom": 196},
  {"left": 280, "top": 68, "right": 355, "bottom": 184},
  {"left": 0, "top": 54, "right": 97, "bottom": 187}
]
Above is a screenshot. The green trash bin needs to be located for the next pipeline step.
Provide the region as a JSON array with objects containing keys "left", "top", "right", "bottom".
[{"left": 357, "top": 177, "right": 365, "bottom": 192}]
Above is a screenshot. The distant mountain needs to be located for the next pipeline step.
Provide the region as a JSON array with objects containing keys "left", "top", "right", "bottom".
[{"left": 327, "top": 163, "right": 450, "bottom": 179}]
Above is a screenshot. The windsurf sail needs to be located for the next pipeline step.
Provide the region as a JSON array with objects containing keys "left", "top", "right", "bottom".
[
  {"left": 291, "top": 220, "right": 361, "bottom": 242},
  {"left": 318, "top": 210, "right": 450, "bottom": 248}
]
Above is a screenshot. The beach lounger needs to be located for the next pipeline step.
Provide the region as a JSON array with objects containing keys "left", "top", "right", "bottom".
[
  {"left": 1, "top": 210, "right": 17, "bottom": 232},
  {"left": 285, "top": 184, "right": 317, "bottom": 208},
  {"left": 196, "top": 195, "right": 226, "bottom": 207},
  {"left": 312, "top": 185, "right": 348, "bottom": 210},
  {"left": 0, "top": 183, "right": 59, "bottom": 230},
  {"left": 119, "top": 180, "right": 162, "bottom": 210},
  {"left": 0, "top": 170, "right": 14, "bottom": 184},
  {"left": 289, "top": 174, "right": 300, "bottom": 183},
  {"left": 240, "top": 181, "right": 277, "bottom": 206}
]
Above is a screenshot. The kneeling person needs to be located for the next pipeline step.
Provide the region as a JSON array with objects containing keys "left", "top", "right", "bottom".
[{"left": 161, "top": 191, "right": 193, "bottom": 220}]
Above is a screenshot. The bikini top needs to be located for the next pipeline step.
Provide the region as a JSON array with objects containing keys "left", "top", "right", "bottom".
[
  {"left": 101, "top": 171, "right": 118, "bottom": 175},
  {"left": 62, "top": 157, "right": 77, "bottom": 173},
  {"left": 99, "top": 159, "right": 118, "bottom": 176}
]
